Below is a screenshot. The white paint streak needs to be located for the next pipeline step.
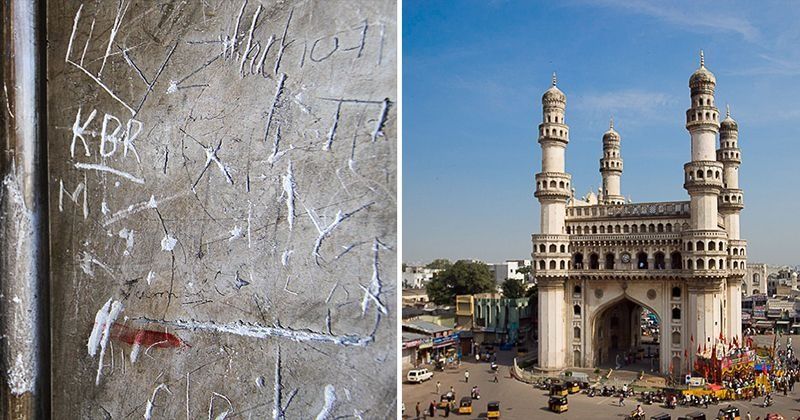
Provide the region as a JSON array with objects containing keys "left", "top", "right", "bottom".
[
  {"left": 3, "top": 83, "right": 14, "bottom": 118},
  {"left": 208, "top": 392, "right": 233, "bottom": 420},
  {"left": 306, "top": 202, "right": 374, "bottom": 264},
  {"left": 58, "top": 178, "right": 88, "bottom": 219},
  {"left": 70, "top": 108, "right": 96, "bottom": 158},
  {"left": 283, "top": 275, "right": 298, "bottom": 295},
  {"left": 281, "top": 249, "right": 293, "bottom": 266},
  {"left": 144, "top": 383, "right": 171, "bottom": 420},
  {"left": 267, "top": 126, "right": 294, "bottom": 165},
  {"left": 247, "top": 201, "right": 252, "bottom": 248},
  {"left": 228, "top": 225, "right": 242, "bottom": 241},
  {"left": 7, "top": 353, "right": 34, "bottom": 396},
  {"left": 272, "top": 346, "right": 284, "bottom": 420},
  {"left": 118, "top": 228, "right": 134, "bottom": 255},
  {"left": 99, "top": 0, "right": 131, "bottom": 77},
  {"left": 371, "top": 98, "right": 390, "bottom": 142},
  {"left": 166, "top": 80, "right": 178, "bottom": 94},
  {"left": 80, "top": 251, "right": 114, "bottom": 278},
  {"left": 239, "top": 4, "right": 262, "bottom": 77},
  {"left": 74, "top": 162, "right": 145, "bottom": 184},
  {"left": 102, "top": 192, "right": 186, "bottom": 227},
  {"left": 88, "top": 299, "right": 112, "bottom": 357},
  {"left": 91, "top": 299, "right": 123, "bottom": 385},
  {"left": 281, "top": 160, "right": 295, "bottom": 230},
  {"left": 361, "top": 239, "right": 388, "bottom": 316},
  {"left": 161, "top": 234, "right": 177, "bottom": 251},
  {"left": 65, "top": 3, "right": 84, "bottom": 61},
  {"left": 130, "top": 342, "right": 141, "bottom": 363},
  {"left": 314, "top": 385, "right": 336, "bottom": 420},
  {"left": 138, "top": 318, "right": 373, "bottom": 347}
]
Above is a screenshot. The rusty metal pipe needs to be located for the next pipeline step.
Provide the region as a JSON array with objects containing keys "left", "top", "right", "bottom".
[{"left": 0, "top": 0, "right": 50, "bottom": 418}]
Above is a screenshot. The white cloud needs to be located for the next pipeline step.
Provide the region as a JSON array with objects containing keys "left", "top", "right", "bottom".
[
  {"left": 580, "top": 0, "right": 759, "bottom": 42},
  {"left": 573, "top": 89, "right": 678, "bottom": 120}
]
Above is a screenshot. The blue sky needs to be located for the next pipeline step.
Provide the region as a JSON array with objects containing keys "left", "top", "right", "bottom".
[{"left": 403, "top": 0, "right": 800, "bottom": 265}]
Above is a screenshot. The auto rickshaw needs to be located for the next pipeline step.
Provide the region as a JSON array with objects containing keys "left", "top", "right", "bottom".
[
  {"left": 487, "top": 401, "right": 500, "bottom": 418},
  {"left": 438, "top": 393, "right": 455, "bottom": 410},
  {"left": 458, "top": 397, "right": 472, "bottom": 415},
  {"left": 548, "top": 396, "right": 568, "bottom": 413},
  {"left": 651, "top": 414, "right": 671, "bottom": 420},
  {"left": 565, "top": 381, "right": 580, "bottom": 394},
  {"left": 550, "top": 383, "right": 568, "bottom": 397},
  {"left": 678, "top": 413, "right": 706, "bottom": 420},
  {"left": 717, "top": 405, "right": 740, "bottom": 420}
]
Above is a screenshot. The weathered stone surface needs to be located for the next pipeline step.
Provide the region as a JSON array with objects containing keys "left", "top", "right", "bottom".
[{"left": 47, "top": 1, "right": 396, "bottom": 417}]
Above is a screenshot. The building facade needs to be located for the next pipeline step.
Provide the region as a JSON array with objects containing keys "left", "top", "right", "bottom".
[
  {"left": 402, "top": 266, "right": 442, "bottom": 289},
  {"left": 472, "top": 293, "right": 532, "bottom": 345},
  {"left": 532, "top": 54, "right": 746, "bottom": 377},
  {"left": 489, "top": 259, "right": 532, "bottom": 286}
]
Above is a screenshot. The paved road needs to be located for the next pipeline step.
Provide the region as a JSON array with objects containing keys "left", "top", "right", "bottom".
[{"left": 402, "top": 350, "right": 800, "bottom": 419}]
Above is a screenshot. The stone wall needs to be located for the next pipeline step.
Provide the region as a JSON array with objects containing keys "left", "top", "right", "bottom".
[{"left": 46, "top": 1, "right": 396, "bottom": 417}]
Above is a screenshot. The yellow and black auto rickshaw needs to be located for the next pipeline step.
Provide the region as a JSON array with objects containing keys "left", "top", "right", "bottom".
[
  {"left": 438, "top": 394, "right": 455, "bottom": 410},
  {"left": 458, "top": 397, "right": 472, "bottom": 415},
  {"left": 548, "top": 395, "right": 568, "bottom": 413},
  {"left": 549, "top": 383, "right": 568, "bottom": 397},
  {"left": 565, "top": 381, "right": 580, "bottom": 394},
  {"left": 717, "top": 406, "right": 740, "bottom": 420},
  {"left": 487, "top": 401, "right": 500, "bottom": 418}
]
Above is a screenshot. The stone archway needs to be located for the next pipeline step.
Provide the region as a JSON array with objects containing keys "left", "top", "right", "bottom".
[{"left": 592, "top": 295, "right": 661, "bottom": 371}]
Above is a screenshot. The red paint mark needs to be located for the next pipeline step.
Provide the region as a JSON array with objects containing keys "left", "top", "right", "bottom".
[{"left": 110, "top": 323, "right": 187, "bottom": 348}]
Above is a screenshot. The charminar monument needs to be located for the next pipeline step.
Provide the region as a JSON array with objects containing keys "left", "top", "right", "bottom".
[{"left": 532, "top": 52, "right": 746, "bottom": 377}]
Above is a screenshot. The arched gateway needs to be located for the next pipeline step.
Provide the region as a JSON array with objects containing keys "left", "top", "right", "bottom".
[
  {"left": 531, "top": 55, "right": 746, "bottom": 377},
  {"left": 591, "top": 295, "right": 661, "bottom": 370}
]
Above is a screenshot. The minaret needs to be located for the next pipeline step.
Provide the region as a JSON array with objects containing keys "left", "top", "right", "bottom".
[
  {"left": 600, "top": 118, "right": 625, "bottom": 205},
  {"left": 718, "top": 105, "right": 746, "bottom": 341},
  {"left": 683, "top": 51, "right": 727, "bottom": 364},
  {"left": 717, "top": 106, "right": 743, "bottom": 240},
  {"left": 532, "top": 73, "right": 571, "bottom": 371},
  {"left": 535, "top": 73, "right": 571, "bottom": 236},
  {"left": 684, "top": 51, "right": 724, "bottom": 231}
]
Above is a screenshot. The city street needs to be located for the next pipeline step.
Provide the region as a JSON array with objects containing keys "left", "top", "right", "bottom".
[{"left": 402, "top": 350, "right": 800, "bottom": 419}]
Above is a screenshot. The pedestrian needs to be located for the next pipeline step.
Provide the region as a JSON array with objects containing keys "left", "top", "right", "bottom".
[
  {"left": 415, "top": 402, "right": 421, "bottom": 419},
  {"left": 428, "top": 401, "right": 435, "bottom": 418},
  {"left": 436, "top": 381, "right": 440, "bottom": 395},
  {"left": 746, "top": 411, "right": 751, "bottom": 420},
  {"left": 619, "top": 394, "right": 625, "bottom": 407},
  {"left": 475, "top": 353, "right": 480, "bottom": 362},
  {"left": 465, "top": 370, "right": 470, "bottom": 383},
  {"left": 493, "top": 374, "right": 498, "bottom": 383},
  {"left": 444, "top": 403, "right": 450, "bottom": 417},
  {"left": 449, "top": 385, "right": 454, "bottom": 395}
]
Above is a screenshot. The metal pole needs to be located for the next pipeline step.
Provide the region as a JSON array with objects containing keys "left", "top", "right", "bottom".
[{"left": 0, "top": 0, "right": 50, "bottom": 418}]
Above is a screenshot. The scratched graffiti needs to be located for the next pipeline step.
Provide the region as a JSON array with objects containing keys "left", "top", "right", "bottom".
[{"left": 48, "top": 0, "right": 396, "bottom": 418}]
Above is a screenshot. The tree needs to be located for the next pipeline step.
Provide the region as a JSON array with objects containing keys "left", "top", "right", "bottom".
[
  {"left": 425, "top": 260, "right": 495, "bottom": 305},
  {"left": 425, "top": 259, "right": 452, "bottom": 270},
  {"left": 501, "top": 278, "right": 525, "bottom": 299},
  {"left": 525, "top": 284, "right": 539, "bottom": 310},
  {"left": 516, "top": 265, "right": 532, "bottom": 281}
]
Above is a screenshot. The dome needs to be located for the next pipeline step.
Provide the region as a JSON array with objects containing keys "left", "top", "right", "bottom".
[
  {"left": 603, "top": 118, "right": 620, "bottom": 141},
  {"left": 542, "top": 72, "right": 566, "bottom": 104},
  {"left": 689, "top": 51, "right": 716, "bottom": 86},
  {"left": 720, "top": 105, "right": 738, "bottom": 131}
]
